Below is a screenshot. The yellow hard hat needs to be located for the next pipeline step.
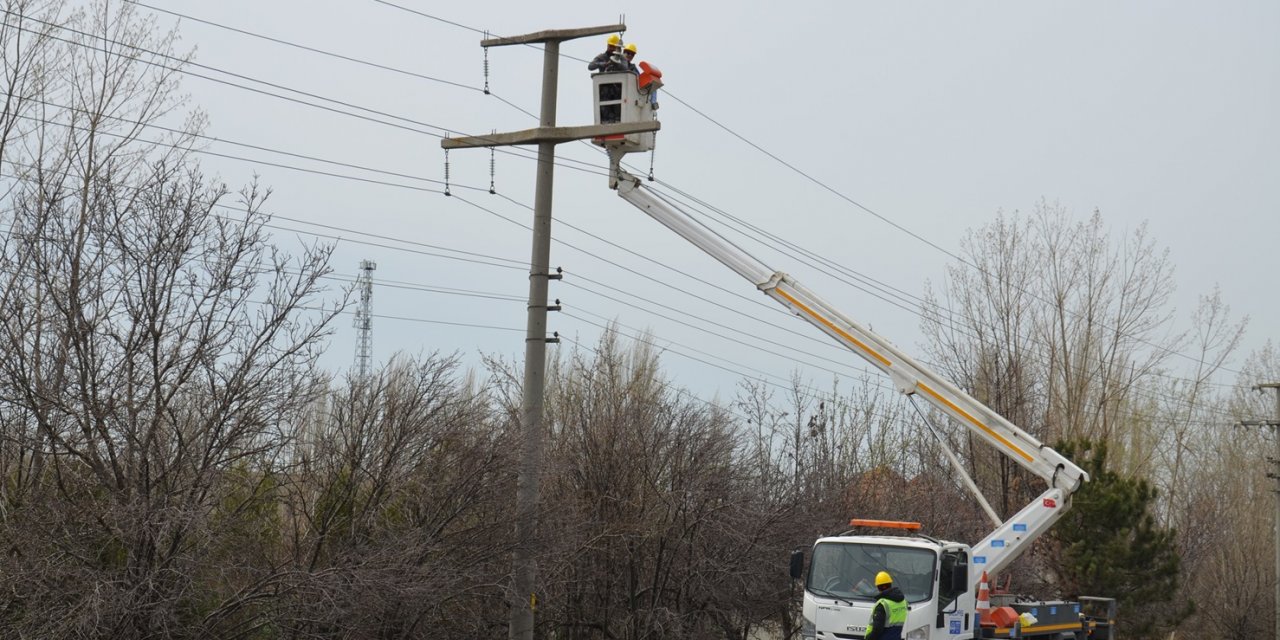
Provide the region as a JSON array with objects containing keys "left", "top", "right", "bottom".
[
  {"left": 607, "top": 34, "right": 621, "bottom": 46},
  {"left": 624, "top": 42, "right": 637, "bottom": 54},
  {"left": 875, "top": 571, "right": 892, "bottom": 587}
]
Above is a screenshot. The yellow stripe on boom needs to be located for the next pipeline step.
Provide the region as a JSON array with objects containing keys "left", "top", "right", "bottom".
[
  {"left": 918, "top": 383, "right": 1034, "bottom": 463},
  {"left": 775, "top": 289, "right": 891, "bottom": 367},
  {"left": 775, "top": 288, "right": 1035, "bottom": 464}
]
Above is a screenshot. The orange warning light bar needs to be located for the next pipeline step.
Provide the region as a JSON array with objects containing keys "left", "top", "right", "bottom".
[{"left": 849, "top": 518, "right": 922, "bottom": 531}]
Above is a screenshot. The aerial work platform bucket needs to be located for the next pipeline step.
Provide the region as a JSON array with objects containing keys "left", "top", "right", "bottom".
[{"left": 591, "top": 66, "right": 661, "bottom": 153}]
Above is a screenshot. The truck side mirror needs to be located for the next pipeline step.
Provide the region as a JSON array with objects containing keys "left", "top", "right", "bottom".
[{"left": 789, "top": 549, "right": 805, "bottom": 580}]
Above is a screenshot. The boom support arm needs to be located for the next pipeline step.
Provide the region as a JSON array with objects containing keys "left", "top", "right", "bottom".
[{"left": 613, "top": 171, "right": 1088, "bottom": 576}]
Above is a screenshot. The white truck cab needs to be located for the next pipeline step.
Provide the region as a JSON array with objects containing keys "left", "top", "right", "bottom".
[{"left": 793, "top": 528, "right": 974, "bottom": 640}]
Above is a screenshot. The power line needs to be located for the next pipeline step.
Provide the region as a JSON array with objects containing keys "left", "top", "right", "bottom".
[
  {"left": 353, "top": 5, "right": 1253, "bottom": 387},
  {"left": 0, "top": 11, "right": 609, "bottom": 180},
  {"left": 0, "top": 227, "right": 526, "bottom": 333},
  {"left": 0, "top": 164, "right": 901, "bottom": 419},
  {"left": 365, "top": 5, "right": 1251, "bottom": 381},
  {"left": 125, "top": 1, "right": 619, "bottom": 172},
  {"left": 563, "top": 172, "right": 1246, "bottom": 418},
  {"left": 0, "top": 166, "right": 1241, "bottom": 429},
  {"left": 546, "top": 331, "right": 757, "bottom": 426},
  {"left": 564, "top": 278, "right": 883, "bottom": 384},
  {"left": 645, "top": 179, "right": 1252, "bottom": 396},
  {"left": 130, "top": 1, "right": 480, "bottom": 92},
  {"left": 1, "top": 10, "right": 895, "bottom": 383},
  {"left": 122, "top": 1, "right": 1242, "bottom": 396},
  {"left": 128, "top": 0, "right": 546, "bottom": 123},
  {"left": 646, "top": 182, "right": 927, "bottom": 319},
  {"left": 5, "top": 7, "right": 1253, "bottom": 405},
  {"left": 494, "top": 191, "right": 802, "bottom": 323},
  {"left": 8, "top": 93, "right": 486, "bottom": 189},
  {"left": 311, "top": 271, "right": 522, "bottom": 303},
  {"left": 369, "top": 0, "right": 487, "bottom": 35},
  {"left": 0, "top": 194, "right": 1252, "bottom": 424},
  {"left": 323, "top": 266, "right": 1246, "bottom": 429},
  {"left": 562, "top": 310, "right": 831, "bottom": 399},
  {"left": 297, "top": 302, "right": 523, "bottom": 333},
  {"left": 559, "top": 310, "right": 930, "bottom": 429},
  {"left": 0, "top": 164, "right": 527, "bottom": 271},
  {"left": 286, "top": 263, "right": 1248, "bottom": 429},
  {"left": 328, "top": 249, "right": 1240, "bottom": 427},
  {"left": 653, "top": 179, "right": 928, "bottom": 313},
  {"left": 458, "top": 195, "right": 892, "bottom": 387},
  {"left": 5, "top": 106, "right": 1246, "bottom": 417},
  {"left": 662, "top": 102, "right": 1247, "bottom": 379},
  {"left": 0, "top": 103, "right": 474, "bottom": 195},
  {"left": 4, "top": 117, "right": 1244, "bottom": 417}
]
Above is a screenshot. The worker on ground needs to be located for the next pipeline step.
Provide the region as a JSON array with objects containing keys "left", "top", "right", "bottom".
[
  {"left": 588, "top": 34, "right": 622, "bottom": 71},
  {"left": 864, "top": 571, "right": 908, "bottom": 640}
]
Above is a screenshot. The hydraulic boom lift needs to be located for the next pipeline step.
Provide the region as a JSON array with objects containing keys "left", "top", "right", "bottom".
[{"left": 590, "top": 63, "right": 1112, "bottom": 639}]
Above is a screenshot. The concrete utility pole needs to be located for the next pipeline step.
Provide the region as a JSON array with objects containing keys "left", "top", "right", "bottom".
[
  {"left": 441, "top": 24, "right": 659, "bottom": 640},
  {"left": 1240, "top": 381, "right": 1280, "bottom": 640}
]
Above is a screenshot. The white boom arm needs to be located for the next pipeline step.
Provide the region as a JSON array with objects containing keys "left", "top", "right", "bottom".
[{"left": 613, "top": 170, "right": 1088, "bottom": 577}]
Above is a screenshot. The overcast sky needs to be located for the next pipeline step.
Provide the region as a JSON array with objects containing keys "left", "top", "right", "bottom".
[{"left": 134, "top": 0, "right": 1279, "bottom": 406}]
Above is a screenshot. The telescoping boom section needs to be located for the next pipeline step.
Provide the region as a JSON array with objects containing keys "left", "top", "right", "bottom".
[{"left": 611, "top": 170, "right": 1088, "bottom": 577}]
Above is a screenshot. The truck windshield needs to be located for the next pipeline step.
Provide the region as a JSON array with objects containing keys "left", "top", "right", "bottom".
[{"left": 807, "top": 542, "right": 936, "bottom": 603}]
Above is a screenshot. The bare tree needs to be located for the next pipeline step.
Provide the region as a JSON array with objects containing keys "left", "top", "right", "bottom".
[
  {"left": 922, "top": 203, "right": 1182, "bottom": 517},
  {"left": 1179, "top": 340, "right": 1280, "bottom": 638},
  {"left": 0, "top": 159, "right": 339, "bottom": 637},
  {"left": 1142, "top": 289, "right": 1246, "bottom": 521},
  {"left": 527, "top": 328, "right": 796, "bottom": 639},
  {"left": 0, "top": 2, "right": 343, "bottom": 637},
  {"left": 260, "top": 355, "right": 512, "bottom": 639}
]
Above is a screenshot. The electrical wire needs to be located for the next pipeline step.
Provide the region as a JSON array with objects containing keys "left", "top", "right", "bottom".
[
  {"left": 294, "top": 301, "right": 523, "bottom": 333},
  {"left": 4, "top": 90, "right": 902, "bottom": 390},
  {"left": 661, "top": 96, "right": 1250, "bottom": 379},
  {"left": 359, "top": 3, "right": 1253, "bottom": 380},
  {"left": 552, "top": 332, "right": 759, "bottom": 426},
  {"left": 0, "top": 11, "right": 610, "bottom": 180},
  {"left": 618, "top": 181, "right": 1248, "bottom": 419},
  {"left": 90, "top": 3, "right": 1100, "bottom": 389},
  {"left": 0, "top": 11, "right": 907, "bottom": 384},
  {"left": 5, "top": 5, "right": 1254, "bottom": 407},
  {"left": 0, "top": 167, "right": 1239, "bottom": 428},
  {"left": 0, "top": 164, "right": 527, "bottom": 271},
  {"left": 320, "top": 271, "right": 524, "bottom": 303},
  {"left": 129, "top": 1, "right": 481, "bottom": 93},
  {"left": 4, "top": 110, "right": 1244, "bottom": 420},
  {"left": 564, "top": 278, "right": 888, "bottom": 385},
  {"left": 0, "top": 105, "right": 473, "bottom": 195},
  {"left": 0, "top": 167, "right": 896, "bottom": 419},
  {"left": 642, "top": 180, "right": 1253, "bottom": 399},
  {"left": 2, "top": 123, "right": 1243, "bottom": 421}
]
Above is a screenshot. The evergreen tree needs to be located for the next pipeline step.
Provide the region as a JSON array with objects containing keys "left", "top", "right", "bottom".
[{"left": 1051, "top": 440, "right": 1189, "bottom": 638}]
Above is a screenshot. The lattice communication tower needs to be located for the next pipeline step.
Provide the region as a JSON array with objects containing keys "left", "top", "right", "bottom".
[{"left": 353, "top": 259, "right": 376, "bottom": 378}]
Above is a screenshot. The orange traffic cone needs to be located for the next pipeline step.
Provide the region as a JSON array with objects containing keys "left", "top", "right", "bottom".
[{"left": 976, "top": 570, "right": 992, "bottom": 627}]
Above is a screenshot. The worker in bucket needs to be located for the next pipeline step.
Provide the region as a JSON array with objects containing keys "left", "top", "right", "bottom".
[
  {"left": 621, "top": 42, "right": 639, "bottom": 73},
  {"left": 587, "top": 34, "right": 622, "bottom": 71},
  {"left": 864, "top": 571, "right": 908, "bottom": 640},
  {"left": 621, "top": 42, "right": 660, "bottom": 108}
]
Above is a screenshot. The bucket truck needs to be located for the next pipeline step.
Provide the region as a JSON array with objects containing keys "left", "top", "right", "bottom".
[{"left": 589, "top": 66, "right": 1117, "bottom": 639}]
